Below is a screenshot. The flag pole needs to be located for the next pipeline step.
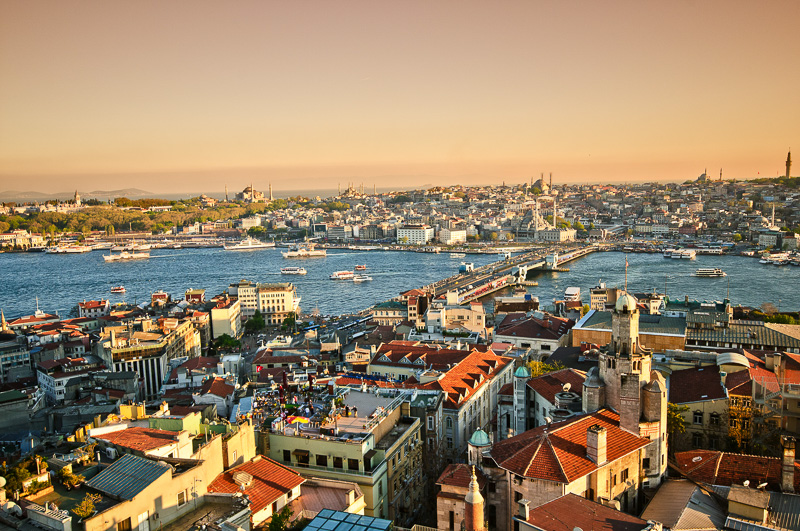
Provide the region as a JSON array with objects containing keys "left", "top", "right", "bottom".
[{"left": 625, "top": 254, "right": 628, "bottom": 292}]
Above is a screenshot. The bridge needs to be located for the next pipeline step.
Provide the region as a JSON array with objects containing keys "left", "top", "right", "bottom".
[{"left": 426, "top": 243, "right": 604, "bottom": 305}]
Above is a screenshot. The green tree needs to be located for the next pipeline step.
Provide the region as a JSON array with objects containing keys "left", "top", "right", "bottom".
[
  {"left": 527, "top": 360, "right": 565, "bottom": 378},
  {"left": 574, "top": 221, "right": 585, "bottom": 231},
  {"left": 733, "top": 233, "right": 742, "bottom": 242},
  {"left": 213, "top": 334, "right": 241, "bottom": 351},
  {"left": 667, "top": 402, "right": 689, "bottom": 452},
  {"left": 245, "top": 310, "right": 266, "bottom": 332},
  {"left": 281, "top": 312, "right": 297, "bottom": 333},
  {"left": 268, "top": 505, "right": 294, "bottom": 531},
  {"left": 73, "top": 493, "right": 102, "bottom": 519}
]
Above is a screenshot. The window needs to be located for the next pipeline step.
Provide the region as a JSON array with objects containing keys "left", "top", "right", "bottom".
[
  {"left": 621, "top": 468, "right": 629, "bottom": 482},
  {"left": 612, "top": 474, "right": 617, "bottom": 487},
  {"left": 446, "top": 417, "right": 453, "bottom": 429},
  {"left": 283, "top": 450, "right": 291, "bottom": 462},
  {"left": 177, "top": 490, "right": 187, "bottom": 507},
  {"left": 333, "top": 457, "right": 343, "bottom": 469},
  {"left": 348, "top": 458, "right": 359, "bottom": 471},
  {"left": 117, "top": 518, "right": 132, "bottom": 531},
  {"left": 446, "top": 437, "right": 453, "bottom": 449},
  {"left": 692, "top": 432, "right": 703, "bottom": 447},
  {"left": 232, "top": 450, "right": 237, "bottom": 461},
  {"left": 514, "top": 491, "right": 522, "bottom": 502},
  {"left": 316, "top": 455, "right": 328, "bottom": 467},
  {"left": 642, "top": 457, "right": 650, "bottom": 470},
  {"left": 693, "top": 411, "right": 703, "bottom": 425},
  {"left": 709, "top": 413, "right": 720, "bottom": 426}
]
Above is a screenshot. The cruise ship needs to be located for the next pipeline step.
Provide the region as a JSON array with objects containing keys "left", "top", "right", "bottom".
[
  {"left": 330, "top": 270, "right": 355, "bottom": 280},
  {"left": 282, "top": 244, "right": 327, "bottom": 258},
  {"left": 280, "top": 267, "right": 307, "bottom": 275},
  {"left": 103, "top": 251, "right": 150, "bottom": 262},
  {"left": 223, "top": 237, "right": 275, "bottom": 251},
  {"left": 694, "top": 268, "right": 726, "bottom": 277}
]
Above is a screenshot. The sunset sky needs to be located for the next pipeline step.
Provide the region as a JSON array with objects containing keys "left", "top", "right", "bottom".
[{"left": 1, "top": 0, "right": 799, "bottom": 194}]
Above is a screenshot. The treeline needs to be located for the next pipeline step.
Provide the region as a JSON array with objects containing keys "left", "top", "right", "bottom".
[{"left": 0, "top": 198, "right": 294, "bottom": 235}]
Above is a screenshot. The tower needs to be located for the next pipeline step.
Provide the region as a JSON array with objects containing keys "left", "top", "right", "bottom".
[
  {"left": 787, "top": 151, "right": 792, "bottom": 179},
  {"left": 269, "top": 182, "right": 273, "bottom": 201},
  {"left": 512, "top": 366, "right": 530, "bottom": 437},
  {"left": 549, "top": 172, "right": 552, "bottom": 189},
  {"left": 463, "top": 466, "right": 486, "bottom": 531},
  {"left": 1, "top": 309, "right": 8, "bottom": 332},
  {"left": 225, "top": 185, "right": 228, "bottom": 202},
  {"left": 73, "top": 190, "right": 81, "bottom": 206}
]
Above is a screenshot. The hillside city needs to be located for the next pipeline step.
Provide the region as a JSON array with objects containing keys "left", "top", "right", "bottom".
[{"left": 1, "top": 162, "right": 800, "bottom": 531}]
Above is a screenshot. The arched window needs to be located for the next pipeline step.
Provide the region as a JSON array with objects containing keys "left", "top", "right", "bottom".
[{"left": 446, "top": 417, "right": 453, "bottom": 429}]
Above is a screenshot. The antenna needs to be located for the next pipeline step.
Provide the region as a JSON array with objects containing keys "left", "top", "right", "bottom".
[{"left": 757, "top": 482, "right": 768, "bottom": 489}]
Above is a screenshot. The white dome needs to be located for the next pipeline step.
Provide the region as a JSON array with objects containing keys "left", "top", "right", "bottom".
[{"left": 615, "top": 292, "right": 638, "bottom": 312}]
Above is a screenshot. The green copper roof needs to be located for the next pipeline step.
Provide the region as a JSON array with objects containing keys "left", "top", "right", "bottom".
[{"left": 468, "top": 428, "right": 491, "bottom": 447}]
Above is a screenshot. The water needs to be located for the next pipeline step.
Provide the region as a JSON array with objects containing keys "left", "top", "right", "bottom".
[{"left": 1, "top": 249, "right": 797, "bottom": 318}]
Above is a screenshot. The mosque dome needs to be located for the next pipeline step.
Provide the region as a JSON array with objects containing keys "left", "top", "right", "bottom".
[{"left": 514, "top": 366, "right": 531, "bottom": 378}]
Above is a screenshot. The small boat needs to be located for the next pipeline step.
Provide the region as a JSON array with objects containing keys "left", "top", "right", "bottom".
[
  {"left": 355, "top": 264, "right": 367, "bottom": 271},
  {"left": 223, "top": 237, "right": 275, "bottom": 251},
  {"left": 330, "top": 270, "right": 355, "bottom": 280},
  {"left": 663, "top": 249, "right": 676, "bottom": 258},
  {"left": 352, "top": 274, "right": 373, "bottom": 282},
  {"left": 282, "top": 244, "right": 327, "bottom": 258},
  {"left": 694, "top": 268, "right": 726, "bottom": 277},
  {"left": 281, "top": 267, "right": 307, "bottom": 275},
  {"left": 450, "top": 253, "right": 466, "bottom": 258},
  {"left": 564, "top": 287, "right": 581, "bottom": 301},
  {"left": 110, "top": 286, "right": 126, "bottom": 293}
]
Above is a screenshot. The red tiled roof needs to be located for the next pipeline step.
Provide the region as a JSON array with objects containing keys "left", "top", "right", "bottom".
[
  {"left": 675, "top": 450, "right": 800, "bottom": 492},
  {"left": 207, "top": 455, "right": 305, "bottom": 515},
  {"left": 200, "top": 377, "right": 235, "bottom": 398},
  {"left": 526, "top": 369, "right": 586, "bottom": 403},
  {"left": 496, "top": 312, "right": 574, "bottom": 340},
  {"left": 523, "top": 493, "right": 646, "bottom": 531},
  {"left": 94, "top": 427, "right": 180, "bottom": 452},
  {"left": 78, "top": 300, "right": 108, "bottom": 310},
  {"left": 490, "top": 409, "right": 651, "bottom": 483},
  {"left": 668, "top": 366, "right": 726, "bottom": 404},
  {"left": 436, "top": 463, "right": 486, "bottom": 489}
]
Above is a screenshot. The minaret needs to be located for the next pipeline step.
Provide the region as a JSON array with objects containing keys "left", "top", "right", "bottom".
[
  {"left": 549, "top": 172, "right": 552, "bottom": 189},
  {"left": 225, "top": 185, "right": 229, "bottom": 202},
  {"left": 1, "top": 309, "right": 8, "bottom": 332},
  {"left": 719, "top": 168, "right": 723, "bottom": 181},
  {"left": 787, "top": 151, "right": 792, "bottom": 179},
  {"left": 269, "top": 182, "right": 273, "bottom": 201},
  {"left": 373, "top": 184, "right": 376, "bottom": 195},
  {"left": 74, "top": 190, "right": 81, "bottom": 206},
  {"left": 463, "top": 466, "right": 485, "bottom": 531},
  {"left": 338, "top": 183, "right": 341, "bottom": 196}
]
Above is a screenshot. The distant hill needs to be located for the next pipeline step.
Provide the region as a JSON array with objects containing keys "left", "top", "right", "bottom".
[{"left": 0, "top": 188, "right": 153, "bottom": 203}]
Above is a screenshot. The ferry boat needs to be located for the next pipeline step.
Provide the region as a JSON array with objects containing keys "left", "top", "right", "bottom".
[
  {"left": 330, "top": 270, "right": 355, "bottom": 280},
  {"left": 282, "top": 244, "right": 327, "bottom": 258},
  {"left": 694, "top": 268, "right": 726, "bottom": 277},
  {"left": 111, "top": 242, "right": 151, "bottom": 252},
  {"left": 110, "top": 286, "right": 126, "bottom": 293},
  {"left": 103, "top": 251, "right": 150, "bottom": 262},
  {"left": 673, "top": 249, "right": 696, "bottom": 260},
  {"left": 281, "top": 267, "right": 307, "bottom": 275},
  {"left": 223, "top": 237, "right": 275, "bottom": 251},
  {"left": 355, "top": 264, "right": 367, "bottom": 271},
  {"left": 663, "top": 249, "right": 676, "bottom": 258},
  {"left": 352, "top": 274, "right": 373, "bottom": 282},
  {"left": 47, "top": 245, "right": 93, "bottom": 254},
  {"left": 450, "top": 253, "right": 466, "bottom": 258}
]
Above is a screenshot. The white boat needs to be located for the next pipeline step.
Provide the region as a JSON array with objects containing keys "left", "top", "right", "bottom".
[
  {"left": 103, "top": 251, "right": 150, "bottom": 262},
  {"left": 223, "top": 237, "right": 275, "bottom": 251},
  {"left": 47, "top": 245, "right": 92, "bottom": 254},
  {"left": 352, "top": 274, "right": 373, "bottom": 282},
  {"left": 673, "top": 249, "right": 696, "bottom": 260},
  {"left": 450, "top": 253, "right": 466, "bottom": 258},
  {"left": 564, "top": 287, "right": 581, "bottom": 301},
  {"left": 663, "top": 249, "right": 676, "bottom": 258},
  {"left": 282, "top": 244, "right": 327, "bottom": 258},
  {"left": 110, "top": 286, "right": 126, "bottom": 293},
  {"left": 281, "top": 267, "right": 307, "bottom": 275},
  {"left": 330, "top": 270, "right": 355, "bottom": 280},
  {"left": 695, "top": 268, "right": 726, "bottom": 277},
  {"left": 355, "top": 264, "right": 367, "bottom": 271}
]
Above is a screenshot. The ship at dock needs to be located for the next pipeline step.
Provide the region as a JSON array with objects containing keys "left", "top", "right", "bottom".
[
  {"left": 223, "top": 237, "right": 275, "bottom": 251},
  {"left": 282, "top": 243, "right": 327, "bottom": 258},
  {"left": 103, "top": 250, "right": 150, "bottom": 262}
]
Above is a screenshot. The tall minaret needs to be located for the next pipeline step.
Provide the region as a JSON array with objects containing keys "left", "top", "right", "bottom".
[
  {"left": 1, "top": 309, "right": 8, "bottom": 332},
  {"left": 719, "top": 168, "right": 723, "bottom": 181},
  {"left": 549, "top": 172, "right": 552, "bottom": 189},
  {"left": 463, "top": 466, "right": 486, "bottom": 531},
  {"left": 787, "top": 151, "right": 792, "bottom": 179},
  {"left": 269, "top": 182, "right": 273, "bottom": 201},
  {"left": 225, "top": 185, "right": 229, "bottom": 202},
  {"left": 338, "top": 183, "right": 341, "bottom": 196},
  {"left": 373, "top": 184, "right": 376, "bottom": 195}
]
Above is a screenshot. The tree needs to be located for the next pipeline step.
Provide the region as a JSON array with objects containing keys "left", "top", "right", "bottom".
[
  {"left": 269, "top": 505, "right": 294, "bottom": 531},
  {"left": 213, "top": 334, "right": 241, "bottom": 351},
  {"left": 73, "top": 493, "right": 102, "bottom": 519},
  {"left": 733, "top": 233, "right": 742, "bottom": 242},
  {"left": 760, "top": 302, "right": 779, "bottom": 315},
  {"left": 667, "top": 402, "right": 689, "bottom": 452},
  {"left": 574, "top": 221, "right": 585, "bottom": 231},
  {"left": 527, "top": 360, "right": 565, "bottom": 378},
  {"left": 245, "top": 310, "right": 266, "bottom": 332},
  {"left": 281, "top": 312, "right": 297, "bottom": 333}
]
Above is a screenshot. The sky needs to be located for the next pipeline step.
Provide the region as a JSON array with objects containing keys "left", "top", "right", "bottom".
[{"left": 1, "top": 0, "right": 799, "bottom": 195}]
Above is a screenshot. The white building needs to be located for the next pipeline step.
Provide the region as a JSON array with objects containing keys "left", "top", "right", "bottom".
[
  {"left": 210, "top": 297, "right": 243, "bottom": 339},
  {"left": 397, "top": 224, "right": 435, "bottom": 245},
  {"left": 78, "top": 300, "right": 111, "bottom": 319},
  {"left": 438, "top": 228, "right": 467, "bottom": 245}
]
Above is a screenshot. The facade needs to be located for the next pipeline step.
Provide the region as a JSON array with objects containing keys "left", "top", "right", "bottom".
[
  {"left": 36, "top": 356, "right": 106, "bottom": 404},
  {"left": 493, "top": 311, "right": 574, "bottom": 360},
  {"left": 95, "top": 318, "right": 202, "bottom": 400},
  {"left": 439, "top": 228, "right": 467, "bottom": 245},
  {"left": 78, "top": 300, "right": 111, "bottom": 318},
  {"left": 256, "top": 283, "right": 301, "bottom": 326},
  {"left": 397, "top": 224, "right": 435, "bottom": 245},
  {"left": 424, "top": 292, "right": 486, "bottom": 334},
  {"left": 210, "top": 297, "right": 242, "bottom": 339},
  {"left": 372, "top": 301, "right": 407, "bottom": 327}
]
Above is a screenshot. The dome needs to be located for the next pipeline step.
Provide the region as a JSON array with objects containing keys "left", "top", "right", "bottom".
[
  {"left": 615, "top": 292, "right": 638, "bottom": 312},
  {"left": 468, "top": 428, "right": 491, "bottom": 447},
  {"left": 514, "top": 366, "right": 531, "bottom": 378}
]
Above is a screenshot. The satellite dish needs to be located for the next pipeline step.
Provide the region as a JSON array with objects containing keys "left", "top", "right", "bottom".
[
  {"left": 562, "top": 383, "right": 571, "bottom": 392},
  {"left": 544, "top": 416, "right": 553, "bottom": 425},
  {"left": 757, "top": 482, "right": 768, "bottom": 489},
  {"left": 743, "top": 480, "right": 750, "bottom": 487}
]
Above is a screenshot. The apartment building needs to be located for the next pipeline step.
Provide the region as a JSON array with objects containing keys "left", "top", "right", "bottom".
[
  {"left": 397, "top": 224, "right": 435, "bottom": 245},
  {"left": 210, "top": 297, "right": 242, "bottom": 339}
]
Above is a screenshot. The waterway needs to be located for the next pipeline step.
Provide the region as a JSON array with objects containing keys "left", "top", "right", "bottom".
[{"left": 0, "top": 249, "right": 797, "bottom": 318}]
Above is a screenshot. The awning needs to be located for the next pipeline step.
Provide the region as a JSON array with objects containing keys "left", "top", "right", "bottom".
[
  {"left": 292, "top": 449, "right": 309, "bottom": 457},
  {"left": 364, "top": 449, "right": 378, "bottom": 462}
]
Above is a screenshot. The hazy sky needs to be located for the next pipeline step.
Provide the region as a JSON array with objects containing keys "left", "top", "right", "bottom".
[{"left": 1, "top": 0, "right": 799, "bottom": 194}]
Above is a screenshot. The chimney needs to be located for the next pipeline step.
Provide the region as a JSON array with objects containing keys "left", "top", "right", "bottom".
[
  {"left": 587, "top": 424, "right": 607, "bottom": 465},
  {"left": 518, "top": 499, "right": 531, "bottom": 520},
  {"left": 346, "top": 489, "right": 355, "bottom": 506},
  {"left": 782, "top": 435, "right": 795, "bottom": 493}
]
